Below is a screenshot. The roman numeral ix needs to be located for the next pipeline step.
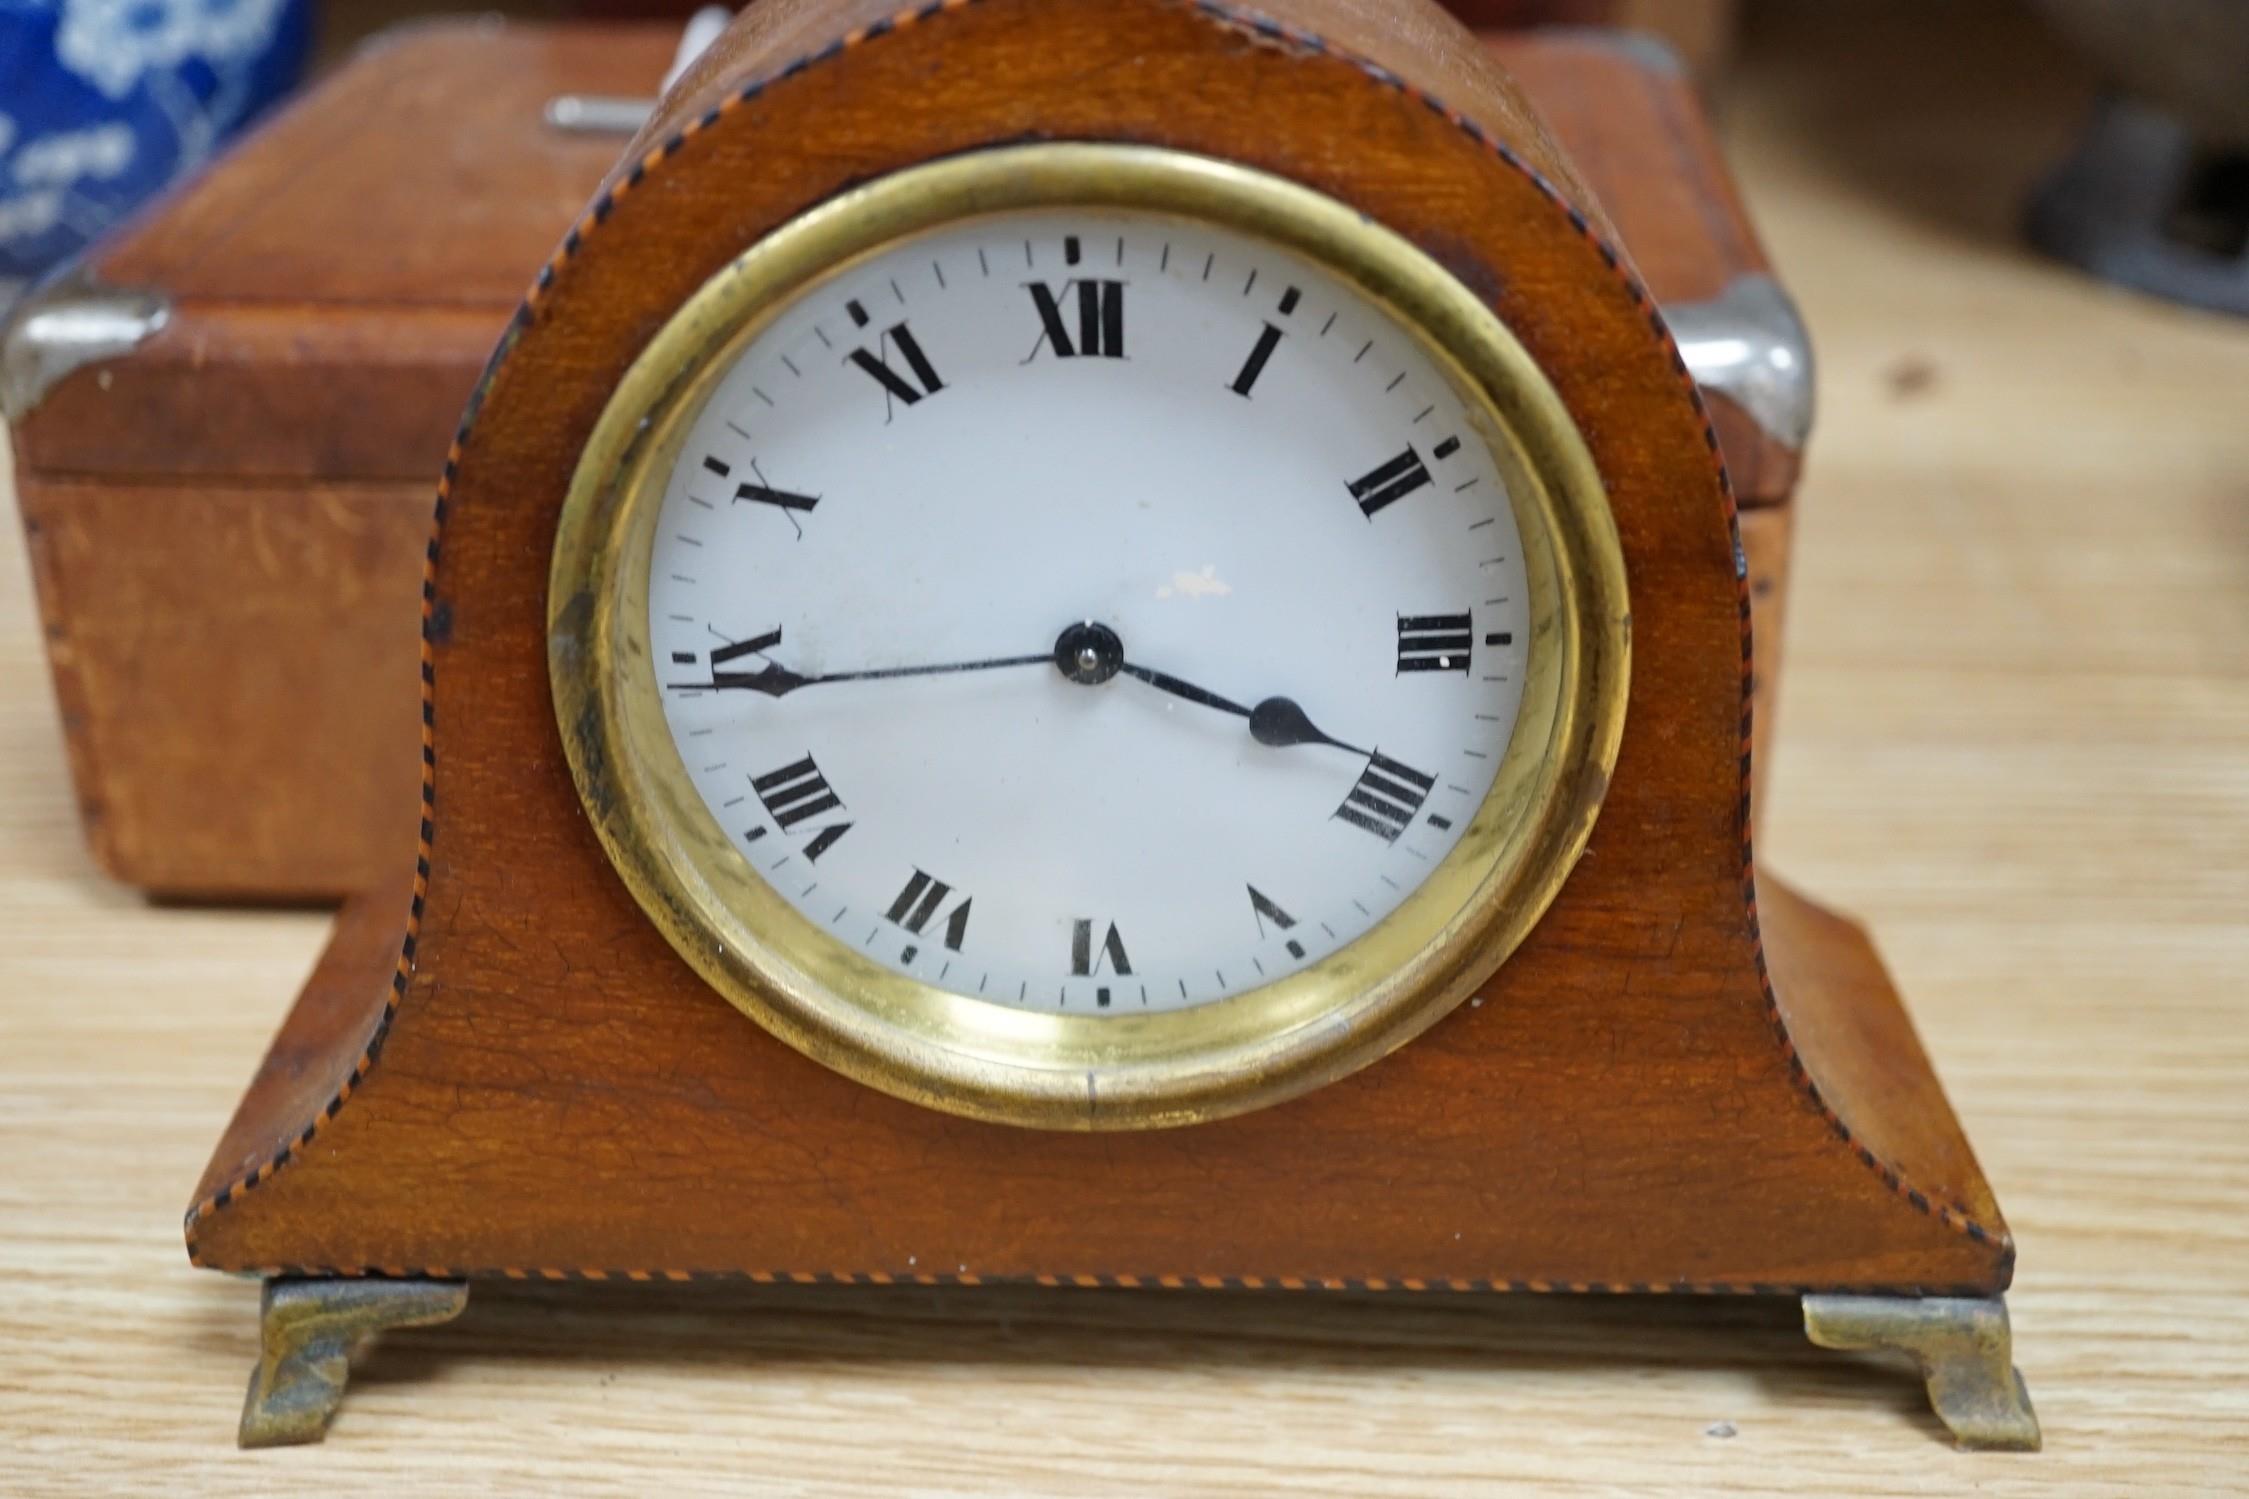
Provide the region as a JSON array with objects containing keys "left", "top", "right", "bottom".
[
  {"left": 1025, "top": 279, "right": 1124, "bottom": 360},
  {"left": 750, "top": 754, "right": 852, "bottom": 861},
  {"left": 668, "top": 627, "right": 783, "bottom": 690},
  {"left": 711, "top": 626, "right": 782, "bottom": 668},
  {"left": 1396, "top": 613, "right": 1473, "bottom": 674},
  {"left": 1334, "top": 751, "right": 1437, "bottom": 843},
  {"left": 692, "top": 626, "right": 782, "bottom": 688}
]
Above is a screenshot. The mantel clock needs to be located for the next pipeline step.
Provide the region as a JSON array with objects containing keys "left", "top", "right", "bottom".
[{"left": 186, "top": 0, "right": 2038, "bottom": 1452}]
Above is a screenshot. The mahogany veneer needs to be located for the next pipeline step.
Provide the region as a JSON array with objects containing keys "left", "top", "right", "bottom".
[{"left": 181, "top": 0, "right": 2006, "bottom": 1302}]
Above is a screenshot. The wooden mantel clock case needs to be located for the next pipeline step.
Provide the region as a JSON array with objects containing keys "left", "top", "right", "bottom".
[{"left": 185, "top": 0, "right": 2038, "bottom": 1451}]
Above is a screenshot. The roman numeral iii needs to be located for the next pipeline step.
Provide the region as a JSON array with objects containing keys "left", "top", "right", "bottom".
[
  {"left": 1347, "top": 447, "right": 1433, "bottom": 518},
  {"left": 1334, "top": 751, "right": 1437, "bottom": 843},
  {"left": 751, "top": 754, "right": 852, "bottom": 861},
  {"left": 1071, "top": 919, "right": 1133, "bottom": 977},
  {"left": 884, "top": 868, "right": 972, "bottom": 955},
  {"left": 1025, "top": 279, "right": 1124, "bottom": 359},
  {"left": 1396, "top": 613, "right": 1473, "bottom": 674},
  {"left": 846, "top": 321, "right": 945, "bottom": 415}
]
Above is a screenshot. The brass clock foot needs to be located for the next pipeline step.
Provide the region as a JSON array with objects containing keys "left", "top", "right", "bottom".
[
  {"left": 238, "top": 1277, "right": 470, "bottom": 1448},
  {"left": 1802, "top": 1293, "right": 2041, "bottom": 1451}
]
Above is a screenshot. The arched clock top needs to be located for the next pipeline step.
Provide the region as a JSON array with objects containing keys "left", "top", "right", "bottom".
[{"left": 184, "top": 0, "right": 2030, "bottom": 1453}]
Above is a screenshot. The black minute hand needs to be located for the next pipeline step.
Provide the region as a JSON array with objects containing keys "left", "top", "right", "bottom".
[{"left": 670, "top": 651, "right": 1051, "bottom": 697}]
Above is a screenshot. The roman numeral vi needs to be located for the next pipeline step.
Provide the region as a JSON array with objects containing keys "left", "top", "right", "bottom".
[{"left": 1071, "top": 919, "right": 1133, "bottom": 977}]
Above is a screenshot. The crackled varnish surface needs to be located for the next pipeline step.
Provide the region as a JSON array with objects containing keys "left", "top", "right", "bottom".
[{"left": 179, "top": 0, "right": 2008, "bottom": 1293}]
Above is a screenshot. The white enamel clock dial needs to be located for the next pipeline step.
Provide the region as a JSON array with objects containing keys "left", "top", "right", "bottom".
[{"left": 646, "top": 208, "right": 1532, "bottom": 1015}]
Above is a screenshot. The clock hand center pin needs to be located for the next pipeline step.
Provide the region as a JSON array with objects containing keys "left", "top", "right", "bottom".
[{"left": 1051, "top": 620, "right": 1124, "bottom": 685}]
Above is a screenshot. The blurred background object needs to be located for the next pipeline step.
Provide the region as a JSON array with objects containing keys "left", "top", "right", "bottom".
[
  {"left": 0, "top": 0, "right": 314, "bottom": 312},
  {"left": 316, "top": 0, "right": 1743, "bottom": 81},
  {"left": 0, "top": 0, "right": 1761, "bottom": 313},
  {"left": 1404, "top": 0, "right": 1739, "bottom": 79},
  {"left": 2026, "top": 0, "right": 2249, "bottom": 315}
]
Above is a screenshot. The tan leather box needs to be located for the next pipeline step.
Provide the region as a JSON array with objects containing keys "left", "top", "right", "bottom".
[{"left": 3, "top": 19, "right": 1807, "bottom": 899}]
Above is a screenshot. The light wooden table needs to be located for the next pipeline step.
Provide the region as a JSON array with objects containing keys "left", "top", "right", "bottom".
[{"left": 4, "top": 3, "right": 2245, "bottom": 1492}]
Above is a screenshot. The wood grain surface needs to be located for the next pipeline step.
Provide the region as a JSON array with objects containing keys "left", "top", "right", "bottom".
[
  {"left": 2, "top": 0, "right": 2244, "bottom": 1491},
  {"left": 183, "top": 0, "right": 2000, "bottom": 1297}
]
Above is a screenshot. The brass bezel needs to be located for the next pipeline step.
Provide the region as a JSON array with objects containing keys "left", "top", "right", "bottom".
[{"left": 549, "top": 143, "right": 1629, "bottom": 1130}]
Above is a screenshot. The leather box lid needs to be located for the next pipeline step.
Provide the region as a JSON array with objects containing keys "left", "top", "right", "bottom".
[
  {"left": 6, "top": 20, "right": 676, "bottom": 485},
  {"left": 7, "top": 20, "right": 1798, "bottom": 501}
]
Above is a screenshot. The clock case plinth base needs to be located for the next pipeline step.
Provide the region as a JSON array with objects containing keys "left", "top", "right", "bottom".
[
  {"left": 227, "top": 1272, "right": 2038, "bottom": 1452},
  {"left": 184, "top": 0, "right": 2028, "bottom": 1451},
  {"left": 1803, "top": 1293, "right": 2041, "bottom": 1452},
  {"left": 237, "top": 1276, "right": 469, "bottom": 1448}
]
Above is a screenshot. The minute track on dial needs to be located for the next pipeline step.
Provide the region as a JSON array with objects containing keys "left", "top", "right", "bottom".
[{"left": 636, "top": 197, "right": 1539, "bottom": 1022}]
